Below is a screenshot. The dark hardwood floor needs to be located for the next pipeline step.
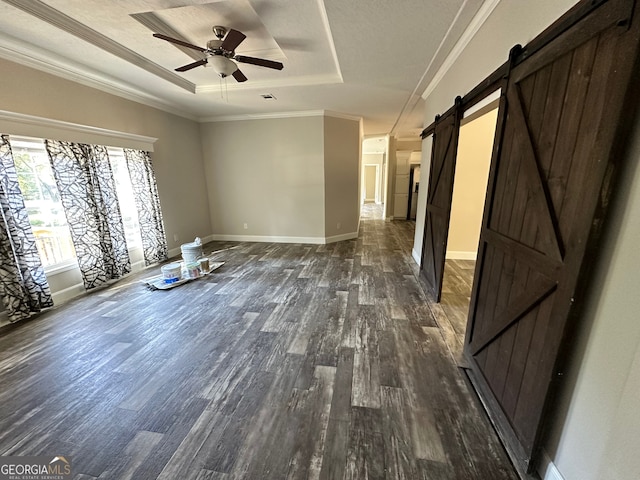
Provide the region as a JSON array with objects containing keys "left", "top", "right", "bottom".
[
  {"left": 0, "top": 204, "right": 517, "bottom": 479},
  {"left": 436, "top": 258, "right": 476, "bottom": 368}
]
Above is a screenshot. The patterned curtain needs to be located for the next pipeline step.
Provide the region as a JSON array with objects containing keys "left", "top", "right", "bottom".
[
  {"left": 0, "top": 135, "right": 54, "bottom": 322},
  {"left": 123, "top": 149, "right": 168, "bottom": 266},
  {"left": 45, "top": 140, "right": 130, "bottom": 290}
]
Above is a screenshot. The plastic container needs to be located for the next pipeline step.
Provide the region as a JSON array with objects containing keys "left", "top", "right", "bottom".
[
  {"left": 181, "top": 240, "right": 203, "bottom": 263},
  {"left": 185, "top": 261, "right": 200, "bottom": 279},
  {"left": 161, "top": 262, "right": 182, "bottom": 283}
]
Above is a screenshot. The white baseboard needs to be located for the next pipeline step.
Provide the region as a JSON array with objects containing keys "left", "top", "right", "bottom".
[
  {"left": 211, "top": 232, "right": 359, "bottom": 245},
  {"left": 538, "top": 450, "right": 565, "bottom": 480},
  {"left": 325, "top": 231, "right": 359, "bottom": 244},
  {"left": 412, "top": 248, "right": 421, "bottom": 266},
  {"left": 51, "top": 283, "right": 86, "bottom": 305},
  {"left": 170, "top": 231, "right": 359, "bottom": 254},
  {"left": 201, "top": 234, "right": 215, "bottom": 245},
  {"left": 211, "top": 233, "right": 324, "bottom": 244},
  {"left": 169, "top": 234, "right": 216, "bottom": 259},
  {"left": 445, "top": 250, "right": 477, "bottom": 260},
  {"left": 131, "top": 260, "right": 147, "bottom": 272}
]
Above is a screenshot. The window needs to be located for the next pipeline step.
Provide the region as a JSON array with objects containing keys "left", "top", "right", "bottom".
[
  {"left": 10, "top": 137, "right": 76, "bottom": 268},
  {"left": 10, "top": 139, "right": 144, "bottom": 271},
  {"left": 108, "top": 147, "right": 142, "bottom": 250},
  {"left": 6, "top": 134, "right": 150, "bottom": 279}
]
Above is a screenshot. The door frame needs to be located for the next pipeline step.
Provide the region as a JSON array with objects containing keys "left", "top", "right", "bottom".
[{"left": 362, "top": 163, "right": 380, "bottom": 204}]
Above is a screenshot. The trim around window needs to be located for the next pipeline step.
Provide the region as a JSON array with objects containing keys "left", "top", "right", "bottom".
[
  {"left": 0, "top": 110, "right": 157, "bottom": 151},
  {"left": 43, "top": 244, "right": 144, "bottom": 277},
  {"left": 43, "top": 258, "right": 79, "bottom": 275}
]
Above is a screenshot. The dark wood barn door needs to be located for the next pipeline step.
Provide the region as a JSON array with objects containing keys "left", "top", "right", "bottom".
[
  {"left": 420, "top": 100, "right": 462, "bottom": 301},
  {"left": 464, "top": 0, "right": 640, "bottom": 472}
]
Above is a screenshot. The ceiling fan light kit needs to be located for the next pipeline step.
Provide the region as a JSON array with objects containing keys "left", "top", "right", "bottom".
[
  {"left": 208, "top": 55, "right": 237, "bottom": 77},
  {"left": 153, "top": 25, "right": 283, "bottom": 83}
]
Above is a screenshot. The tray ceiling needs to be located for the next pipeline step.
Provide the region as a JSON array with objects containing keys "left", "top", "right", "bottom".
[{"left": 0, "top": 0, "right": 486, "bottom": 138}]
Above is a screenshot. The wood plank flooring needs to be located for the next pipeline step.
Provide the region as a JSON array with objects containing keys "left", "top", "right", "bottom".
[
  {"left": 0, "top": 204, "right": 517, "bottom": 479},
  {"left": 436, "top": 259, "right": 476, "bottom": 367}
]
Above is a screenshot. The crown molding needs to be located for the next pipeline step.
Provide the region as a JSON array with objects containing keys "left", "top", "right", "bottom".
[
  {"left": 200, "top": 109, "right": 360, "bottom": 123},
  {"left": 3, "top": 0, "right": 195, "bottom": 93},
  {"left": 324, "top": 111, "right": 362, "bottom": 122},
  {"left": 0, "top": 33, "right": 198, "bottom": 122},
  {"left": 201, "top": 110, "right": 325, "bottom": 122},
  {"left": 0, "top": 110, "right": 158, "bottom": 150},
  {"left": 390, "top": 0, "right": 471, "bottom": 137},
  {"left": 422, "top": 0, "right": 501, "bottom": 100}
]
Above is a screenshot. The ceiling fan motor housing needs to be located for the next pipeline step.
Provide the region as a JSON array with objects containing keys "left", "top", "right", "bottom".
[
  {"left": 212, "top": 25, "right": 227, "bottom": 40},
  {"left": 206, "top": 38, "right": 224, "bottom": 53}
]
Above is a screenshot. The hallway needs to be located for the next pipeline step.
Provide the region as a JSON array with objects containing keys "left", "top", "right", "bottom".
[{"left": 0, "top": 203, "right": 517, "bottom": 479}]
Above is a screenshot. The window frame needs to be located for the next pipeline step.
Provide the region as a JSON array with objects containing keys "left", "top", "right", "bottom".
[{"left": 9, "top": 135, "right": 78, "bottom": 272}]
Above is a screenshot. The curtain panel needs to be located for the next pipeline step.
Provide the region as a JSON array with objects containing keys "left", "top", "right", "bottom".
[
  {"left": 123, "top": 149, "right": 168, "bottom": 266},
  {"left": 45, "top": 140, "right": 131, "bottom": 290},
  {"left": 0, "top": 135, "right": 54, "bottom": 322}
]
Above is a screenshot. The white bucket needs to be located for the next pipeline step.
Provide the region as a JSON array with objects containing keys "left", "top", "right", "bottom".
[
  {"left": 181, "top": 241, "right": 203, "bottom": 263},
  {"left": 161, "top": 262, "right": 182, "bottom": 283}
]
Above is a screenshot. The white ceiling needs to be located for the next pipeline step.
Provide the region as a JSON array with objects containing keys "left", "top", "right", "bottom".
[{"left": 0, "top": 0, "right": 485, "bottom": 138}]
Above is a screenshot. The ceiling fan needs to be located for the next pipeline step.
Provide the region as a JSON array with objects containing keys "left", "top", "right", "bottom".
[{"left": 153, "top": 26, "right": 283, "bottom": 82}]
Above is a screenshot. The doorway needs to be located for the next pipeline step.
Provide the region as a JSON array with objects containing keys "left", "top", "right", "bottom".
[
  {"left": 361, "top": 136, "right": 387, "bottom": 206},
  {"left": 439, "top": 102, "right": 499, "bottom": 362},
  {"left": 406, "top": 165, "right": 420, "bottom": 220},
  {"left": 363, "top": 164, "right": 379, "bottom": 203}
]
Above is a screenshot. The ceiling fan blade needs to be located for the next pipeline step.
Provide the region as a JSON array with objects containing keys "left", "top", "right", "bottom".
[
  {"left": 153, "top": 33, "right": 206, "bottom": 52},
  {"left": 220, "top": 29, "right": 246, "bottom": 51},
  {"left": 175, "top": 59, "right": 207, "bottom": 72},
  {"left": 232, "top": 69, "right": 248, "bottom": 82},
  {"left": 234, "top": 55, "right": 283, "bottom": 70}
]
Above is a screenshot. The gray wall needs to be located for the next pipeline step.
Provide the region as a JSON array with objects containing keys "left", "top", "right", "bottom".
[
  {"left": 419, "top": 1, "right": 640, "bottom": 479},
  {"left": 200, "top": 114, "right": 361, "bottom": 243},
  {"left": 324, "top": 115, "right": 361, "bottom": 239},
  {"left": 200, "top": 116, "right": 326, "bottom": 241}
]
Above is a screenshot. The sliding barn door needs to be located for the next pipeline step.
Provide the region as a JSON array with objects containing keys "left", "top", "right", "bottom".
[
  {"left": 464, "top": 0, "right": 640, "bottom": 471},
  {"left": 420, "top": 101, "right": 462, "bottom": 301}
]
